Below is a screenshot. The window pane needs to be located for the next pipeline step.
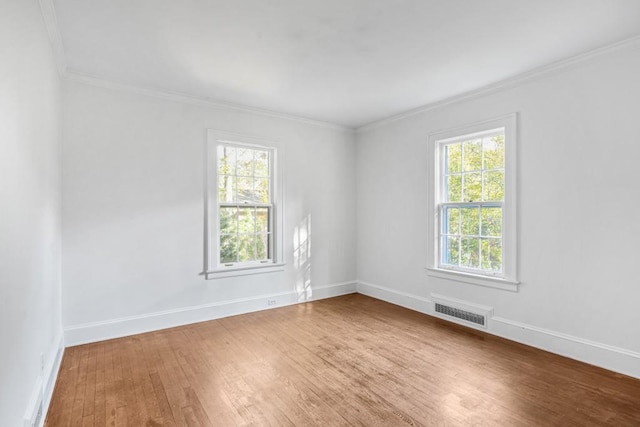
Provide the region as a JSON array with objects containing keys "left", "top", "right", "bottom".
[
  {"left": 236, "top": 148, "right": 254, "bottom": 177},
  {"left": 254, "top": 178, "right": 270, "bottom": 204},
  {"left": 481, "top": 207, "right": 502, "bottom": 237},
  {"left": 256, "top": 233, "right": 270, "bottom": 260},
  {"left": 483, "top": 135, "right": 504, "bottom": 170},
  {"left": 236, "top": 177, "right": 254, "bottom": 203},
  {"left": 481, "top": 238, "right": 502, "bottom": 272},
  {"left": 217, "top": 146, "right": 236, "bottom": 176},
  {"left": 446, "top": 175, "right": 462, "bottom": 202},
  {"left": 218, "top": 175, "right": 235, "bottom": 203},
  {"left": 220, "top": 234, "right": 238, "bottom": 263},
  {"left": 444, "top": 207, "right": 460, "bottom": 235},
  {"left": 442, "top": 236, "right": 460, "bottom": 266},
  {"left": 219, "top": 207, "right": 238, "bottom": 234},
  {"left": 237, "top": 234, "right": 256, "bottom": 262},
  {"left": 461, "top": 237, "right": 480, "bottom": 268},
  {"left": 463, "top": 172, "right": 481, "bottom": 202},
  {"left": 463, "top": 139, "right": 482, "bottom": 171},
  {"left": 215, "top": 143, "right": 276, "bottom": 267},
  {"left": 238, "top": 207, "right": 256, "bottom": 234},
  {"left": 461, "top": 207, "right": 479, "bottom": 235},
  {"left": 483, "top": 170, "right": 504, "bottom": 201},
  {"left": 255, "top": 150, "right": 270, "bottom": 177},
  {"left": 256, "top": 207, "right": 269, "bottom": 233},
  {"left": 445, "top": 143, "right": 462, "bottom": 173},
  {"left": 433, "top": 125, "right": 510, "bottom": 277}
]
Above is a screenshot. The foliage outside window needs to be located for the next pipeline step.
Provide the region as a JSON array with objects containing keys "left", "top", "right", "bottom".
[
  {"left": 217, "top": 144, "right": 272, "bottom": 264},
  {"left": 427, "top": 115, "right": 517, "bottom": 290},
  {"left": 206, "top": 131, "right": 283, "bottom": 279},
  {"left": 440, "top": 132, "right": 504, "bottom": 273}
]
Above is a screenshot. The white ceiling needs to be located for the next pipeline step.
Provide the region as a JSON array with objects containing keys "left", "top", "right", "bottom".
[{"left": 52, "top": 0, "right": 640, "bottom": 128}]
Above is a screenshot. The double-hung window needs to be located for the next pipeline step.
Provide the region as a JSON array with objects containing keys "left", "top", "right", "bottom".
[
  {"left": 427, "top": 114, "right": 518, "bottom": 290},
  {"left": 205, "top": 130, "right": 284, "bottom": 279}
]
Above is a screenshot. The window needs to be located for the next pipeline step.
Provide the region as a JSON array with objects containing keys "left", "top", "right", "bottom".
[
  {"left": 427, "top": 114, "right": 518, "bottom": 290},
  {"left": 205, "top": 130, "right": 284, "bottom": 279}
]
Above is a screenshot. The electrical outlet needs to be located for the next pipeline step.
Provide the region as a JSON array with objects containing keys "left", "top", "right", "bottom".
[{"left": 267, "top": 299, "right": 276, "bottom": 306}]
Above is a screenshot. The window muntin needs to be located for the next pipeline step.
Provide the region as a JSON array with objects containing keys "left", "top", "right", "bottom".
[
  {"left": 216, "top": 143, "right": 274, "bottom": 266},
  {"left": 439, "top": 131, "right": 505, "bottom": 275}
]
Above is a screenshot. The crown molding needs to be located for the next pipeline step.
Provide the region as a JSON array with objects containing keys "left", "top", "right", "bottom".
[
  {"left": 357, "top": 34, "right": 640, "bottom": 133},
  {"left": 38, "top": 0, "right": 67, "bottom": 75},
  {"left": 62, "top": 69, "right": 353, "bottom": 132},
  {"left": 37, "top": 0, "right": 349, "bottom": 131},
  {"left": 36, "top": 0, "right": 640, "bottom": 134}
]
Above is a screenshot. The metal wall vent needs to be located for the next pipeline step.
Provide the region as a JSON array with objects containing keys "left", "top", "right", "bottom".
[{"left": 435, "top": 303, "right": 485, "bottom": 326}]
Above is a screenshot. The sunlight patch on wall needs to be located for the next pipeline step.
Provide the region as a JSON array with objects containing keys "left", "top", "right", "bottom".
[{"left": 294, "top": 214, "right": 312, "bottom": 301}]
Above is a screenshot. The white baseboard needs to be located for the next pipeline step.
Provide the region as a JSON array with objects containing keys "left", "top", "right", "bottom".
[
  {"left": 357, "top": 280, "right": 432, "bottom": 314},
  {"left": 25, "top": 335, "right": 64, "bottom": 427},
  {"left": 490, "top": 317, "right": 640, "bottom": 380},
  {"left": 42, "top": 335, "right": 64, "bottom": 425},
  {"left": 64, "top": 281, "right": 357, "bottom": 346},
  {"left": 356, "top": 280, "right": 640, "bottom": 379},
  {"left": 62, "top": 279, "right": 640, "bottom": 379}
]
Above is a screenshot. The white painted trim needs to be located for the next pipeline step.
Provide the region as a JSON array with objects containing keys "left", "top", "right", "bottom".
[
  {"left": 426, "top": 268, "right": 519, "bottom": 292},
  {"left": 356, "top": 281, "right": 640, "bottom": 379},
  {"left": 490, "top": 317, "right": 640, "bottom": 380},
  {"left": 205, "top": 131, "right": 285, "bottom": 276},
  {"left": 42, "top": 335, "right": 64, "bottom": 426},
  {"left": 356, "top": 281, "right": 489, "bottom": 333},
  {"left": 357, "top": 35, "right": 640, "bottom": 133},
  {"left": 26, "top": 335, "right": 64, "bottom": 427},
  {"left": 64, "top": 281, "right": 357, "bottom": 346},
  {"left": 63, "top": 70, "right": 352, "bottom": 132},
  {"left": 205, "top": 263, "right": 286, "bottom": 279},
  {"left": 23, "top": 376, "right": 43, "bottom": 427},
  {"left": 37, "top": 0, "right": 67, "bottom": 75},
  {"left": 426, "top": 114, "right": 518, "bottom": 289},
  {"left": 35, "top": 0, "right": 640, "bottom": 134},
  {"left": 356, "top": 281, "right": 432, "bottom": 314}
]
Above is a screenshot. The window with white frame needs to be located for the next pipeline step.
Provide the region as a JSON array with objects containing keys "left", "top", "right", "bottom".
[
  {"left": 427, "top": 114, "right": 518, "bottom": 290},
  {"left": 206, "top": 131, "right": 283, "bottom": 279}
]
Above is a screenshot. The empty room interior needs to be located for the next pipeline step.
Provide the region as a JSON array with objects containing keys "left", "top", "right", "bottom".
[{"left": 3, "top": 0, "right": 640, "bottom": 425}]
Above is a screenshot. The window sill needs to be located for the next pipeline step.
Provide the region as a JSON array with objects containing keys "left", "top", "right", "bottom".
[
  {"left": 425, "top": 267, "right": 519, "bottom": 292},
  {"left": 206, "top": 263, "right": 286, "bottom": 279}
]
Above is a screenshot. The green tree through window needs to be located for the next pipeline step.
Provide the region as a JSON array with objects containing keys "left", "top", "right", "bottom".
[
  {"left": 217, "top": 144, "right": 272, "bottom": 264},
  {"left": 440, "top": 134, "right": 504, "bottom": 273}
]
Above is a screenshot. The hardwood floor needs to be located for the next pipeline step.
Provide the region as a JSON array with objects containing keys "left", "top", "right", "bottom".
[{"left": 46, "top": 294, "right": 640, "bottom": 426}]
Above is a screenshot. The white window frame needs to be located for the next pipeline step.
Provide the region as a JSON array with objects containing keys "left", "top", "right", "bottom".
[
  {"left": 426, "top": 114, "right": 518, "bottom": 291},
  {"left": 205, "top": 130, "right": 284, "bottom": 279}
]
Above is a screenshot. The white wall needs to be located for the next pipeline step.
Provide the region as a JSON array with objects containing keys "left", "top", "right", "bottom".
[
  {"left": 61, "top": 79, "right": 357, "bottom": 343},
  {"left": 0, "top": 0, "right": 63, "bottom": 425},
  {"left": 356, "top": 43, "right": 640, "bottom": 376}
]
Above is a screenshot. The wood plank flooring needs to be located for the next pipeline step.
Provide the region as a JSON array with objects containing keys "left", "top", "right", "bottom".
[{"left": 46, "top": 294, "right": 640, "bottom": 426}]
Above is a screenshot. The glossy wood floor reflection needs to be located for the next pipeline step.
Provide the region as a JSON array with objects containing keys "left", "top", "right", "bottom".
[{"left": 46, "top": 294, "right": 640, "bottom": 426}]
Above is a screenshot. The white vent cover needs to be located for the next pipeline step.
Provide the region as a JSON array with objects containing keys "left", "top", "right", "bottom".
[{"left": 431, "top": 294, "right": 493, "bottom": 329}]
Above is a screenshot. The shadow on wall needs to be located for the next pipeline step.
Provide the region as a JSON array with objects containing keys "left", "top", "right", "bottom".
[{"left": 294, "top": 214, "right": 312, "bottom": 302}]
